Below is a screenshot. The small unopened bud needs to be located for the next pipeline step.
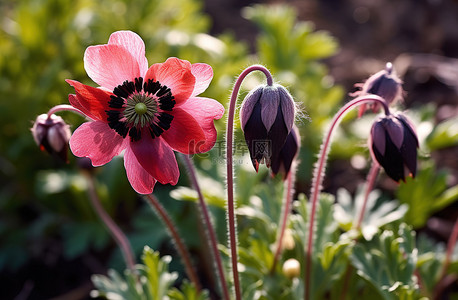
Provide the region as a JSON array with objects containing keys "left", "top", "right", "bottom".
[
  {"left": 354, "top": 62, "right": 403, "bottom": 117},
  {"left": 240, "top": 84, "right": 296, "bottom": 172},
  {"left": 282, "top": 258, "right": 300, "bottom": 279},
  {"left": 281, "top": 228, "right": 296, "bottom": 250},
  {"left": 369, "top": 112, "right": 419, "bottom": 182},
  {"left": 31, "top": 113, "right": 71, "bottom": 162},
  {"left": 271, "top": 125, "right": 300, "bottom": 179}
]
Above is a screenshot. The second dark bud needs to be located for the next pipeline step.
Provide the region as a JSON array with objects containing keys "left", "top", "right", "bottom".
[{"left": 240, "top": 84, "right": 297, "bottom": 176}]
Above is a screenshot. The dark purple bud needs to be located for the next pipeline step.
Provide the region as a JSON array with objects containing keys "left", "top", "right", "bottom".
[
  {"left": 369, "top": 112, "right": 419, "bottom": 182},
  {"left": 31, "top": 113, "right": 71, "bottom": 162},
  {"left": 271, "top": 125, "right": 300, "bottom": 179},
  {"left": 240, "top": 84, "right": 296, "bottom": 172},
  {"left": 355, "top": 62, "right": 403, "bottom": 117}
]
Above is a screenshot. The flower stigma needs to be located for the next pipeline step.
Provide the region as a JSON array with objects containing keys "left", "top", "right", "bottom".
[{"left": 124, "top": 93, "right": 157, "bottom": 128}]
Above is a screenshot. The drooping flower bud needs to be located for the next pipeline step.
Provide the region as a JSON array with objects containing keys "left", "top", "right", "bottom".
[
  {"left": 369, "top": 112, "right": 419, "bottom": 182},
  {"left": 354, "top": 62, "right": 403, "bottom": 117},
  {"left": 271, "top": 125, "right": 300, "bottom": 178},
  {"left": 31, "top": 114, "right": 71, "bottom": 162},
  {"left": 240, "top": 84, "right": 296, "bottom": 172}
]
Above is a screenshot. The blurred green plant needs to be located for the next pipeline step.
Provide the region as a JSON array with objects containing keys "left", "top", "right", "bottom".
[
  {"left": 92, "top": 246, "right": 209, "bottom": 300},
  {"left": 1, "top": 0, "right": 457, "bottom": 299}
]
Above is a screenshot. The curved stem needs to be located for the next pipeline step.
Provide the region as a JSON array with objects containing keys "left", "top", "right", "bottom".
[
  {"left": 83, "top": 172, "right": 136, "bottom": 271},
  {"left": 47, "top": 104, "right": 90, "bottom": 119},
  {"left": 145, "top": 194, "right": 201, "bottom": 291},
  {"left": 340, "top": 162, "right": 380, "bottom": 300},
  {"left": 181, "top": 154, "right": 230, "bottom": 300},
  {"left": 271, "top": 163, "right": 296, "bottom": 273},
  {"left": 304, "top": 95, "right": 388, "bottom": 300},
  {"left": 226, "top": 65, "right": 273, "bottom": 300},
  {"left": 355, "top": 162, "right": 380, "bottom": 230}
]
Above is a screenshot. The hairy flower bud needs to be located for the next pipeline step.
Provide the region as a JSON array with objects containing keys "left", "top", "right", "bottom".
[
  {"left": 271, "top": 125, "right": 300, "bottom": 178},
  {"left": 369, "top": 112, "right": 419, "bottom": 182},
  {"left": 240, "top": 84, "right": 296, "bottom": 172},
  {"left": 31, "top": 114, "right": 71, "bottom": 162},
  {"left": 354, "top": 62, "right": 403, "bottom": 117}
]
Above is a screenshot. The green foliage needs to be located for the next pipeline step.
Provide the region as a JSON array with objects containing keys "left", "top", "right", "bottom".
[
  {"left": 426, "top": 117, "right": 458, "bottom": 150},
  {"left": 92, "top": 246, "right": 208, "bottom": 300},
  {"left": 334, "top": 186, "right": 408, "bottom": 240},
  {"left": 350, "top": 225, "right": 421, "bottom": 300},
  {"left": 396, "top": 161, "right": 458, "bottom": 228},
  {"left": 2, "top": 0, "right": 456, "bottom": 299}
]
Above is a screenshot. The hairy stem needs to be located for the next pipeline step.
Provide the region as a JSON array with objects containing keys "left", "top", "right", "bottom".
[
  {"left": 47, "top": 104, "right": 90, "bottom": 119},
  {"left": 271, "top": 163, "right": 296, "bottom": 273},
  {"left": 355, "top": 162, "right": 380, "bottom": 230},
  {"left": 438, "top": 217, "right": 458, "bottom": 284},
  {"left": 83, "top": 172, "right": 136, "bottom": 271},
  {"left": 226, "top": 65, "right": 273, "bottom": 300},
  {"left": 340, "top": 162, "right": 380, "bottom": 300},
  {"left": 304, "top": 95, "right": 389, "bottom": 300},
  {"left": 181, "top": 154, "right": 230, "bottom": 300},
  {"left": 145, "top": 194, "right": 201, "bottom": 291}
]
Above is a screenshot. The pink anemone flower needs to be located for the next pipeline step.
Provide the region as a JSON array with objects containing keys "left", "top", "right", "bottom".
[{"left": 67, "top": 31, "right": 224, "bottom": 194}]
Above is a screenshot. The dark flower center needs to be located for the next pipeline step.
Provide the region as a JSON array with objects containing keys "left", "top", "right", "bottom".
[{"left": 106, "top": 77, "right": 176, "bottom": 141}]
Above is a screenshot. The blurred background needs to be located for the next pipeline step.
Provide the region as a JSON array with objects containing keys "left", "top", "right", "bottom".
[{"left": 1, "top": 0, "right": 457, "bottom": 299}]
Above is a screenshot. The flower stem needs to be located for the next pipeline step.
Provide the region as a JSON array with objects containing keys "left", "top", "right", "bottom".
[
  {"left": 271, "top": 163, "right": 296, "bottom": 273},
  {"left": 340, "top": 162, "right": 380, "bottom": 300},
  {"left": 83, "top": 171, "right": 136, "bottom": 271},
  {"left": 439, "top": 217, "right": 458, "bottom": 281},
  {"left": 181, "top": 154, "right": 230, "bottom": 300},
  {"left": 355, "top": 162, "right": 380, "bottom": 230},
  {"left": 47, "top": 104, "right": 90, "bottom": 119},
  {"left": 145, "top": 194, "right": 201, "bottom": 291},
  {"left": 226, "top": 65, "right": 273, "bottom": 300},
  {"left": 304, "top": 95, "right": 388, "bottom": 300}
]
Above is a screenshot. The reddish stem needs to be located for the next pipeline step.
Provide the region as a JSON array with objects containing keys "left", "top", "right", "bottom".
[
  {"left": 84, "top": 172, "right": 136, "bottom": 271},
  {"left": 226, "top": 65, "right": 273, "bottom": 300},
  {"left": 340, "top": 162, "right": 380, "bottom": 300},
  {"left": 181, "top": 155, "right": 230, "bottom": 300},
  {"left": 271, "top": 164, "right": 296, "bottom": 273},
  {"left": 304, "top": 95, "right": 389, "bottom": 300},
  {"left": 145, "top": 194, "right": 201, "bottom": 291},
  {"left": 47, "top": 104, "right": 91, "bottom": 119},
  {"left": 355, "top": 162, "right": 380, "bottom": 230}
]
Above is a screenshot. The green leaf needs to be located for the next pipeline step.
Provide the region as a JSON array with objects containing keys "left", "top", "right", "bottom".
[
  {"left": 92, "top": 246, "right": 188, "bottom": 300},
  {"left": 168, "top": 281, "right": 209, "bottom": 300},
  {"left": 350, "top": 225, "right": 421, "bottom": 300},
  {"left": 396, "top": 162, "right": 456, "bottom": 228},
  {"left": 425, "top": 118, "right": 458, "bottom": 150},
  {"left": 334, "top": 187, "right": 408, "bottom": 240}
]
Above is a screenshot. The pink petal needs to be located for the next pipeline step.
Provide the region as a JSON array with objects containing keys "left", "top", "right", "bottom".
[
  {"left": 124, "top": 145, "right": 157, "bottom": 194},
  {"left": 69, "top": 121, "right": 127, "bottom": 166},
  {"left": 84, "top": 44, "right": 141, "bottom": 91},
  {"left": 144, "top": 57, "right": 195, "bottom": 106},
  {"left": 191, "top": 63, "right": 213, "bottom": 97},
  {"left": 108, "top": 31, "right": 149, "bottom": 77},
  {"left": 66, "top": 80, "right": 113, "bottom": 121},
  {"left": 178, "top": 97, "right": 225, "bottom": 153},
  {"left": 161, "top": 107, "right": 206, "bottom": 154},
  {"left": 130, "top": 134, "right": 179, "bottom": 185}
]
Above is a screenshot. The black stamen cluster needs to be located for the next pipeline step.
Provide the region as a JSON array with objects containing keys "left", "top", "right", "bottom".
[{"left": 105, "top": 77, "right": 176, "bottom": 142}]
